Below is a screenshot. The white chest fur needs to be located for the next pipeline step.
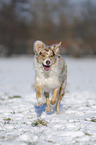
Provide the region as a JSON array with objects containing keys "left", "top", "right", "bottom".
[
  {"left": 34, "top": 58, "right": 62, "bottom": 91},
  {"left": 36, "top": 73, "right": 60, "bottom": 91}
]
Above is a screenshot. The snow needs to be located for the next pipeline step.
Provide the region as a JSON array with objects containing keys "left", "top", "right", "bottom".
[{"left": 0, "top": 56, "right": 96, "bottom": 145}]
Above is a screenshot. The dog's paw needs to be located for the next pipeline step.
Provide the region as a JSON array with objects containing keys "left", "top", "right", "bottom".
[
  {"left": 50, "top": 100, "right": 57, "bottom": 105},
  {"left": 37, "top": 98, "right": 44, "bottom": 106},
  {"left": 45, "top": 106, "right": 53, "bottom": 113}
]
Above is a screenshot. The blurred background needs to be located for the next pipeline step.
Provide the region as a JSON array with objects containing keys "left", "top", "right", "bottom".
[{"left": 0, "top": 0, "right": 96, "bottom": 57}]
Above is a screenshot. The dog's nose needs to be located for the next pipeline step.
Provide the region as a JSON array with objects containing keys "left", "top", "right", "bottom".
[{"left": 46, "top": 60, "right": 50, "bottom": 65}]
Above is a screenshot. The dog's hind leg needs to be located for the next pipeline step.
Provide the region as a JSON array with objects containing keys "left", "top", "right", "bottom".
[
  {"left": 56, "top": 80, "right": 66, "bottom": 114},
  {"left": 56, "top": 90, "right": 64, "bottom": 114}
]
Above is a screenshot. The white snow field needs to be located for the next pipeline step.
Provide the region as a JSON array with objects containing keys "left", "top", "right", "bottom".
[{"left": 0, "top": 56, "right": 96, "bottom": 145}]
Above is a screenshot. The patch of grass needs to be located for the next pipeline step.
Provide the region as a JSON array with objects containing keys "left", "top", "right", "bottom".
[
  {"left": 32, "top": 118, "right": 48, "bottom": 127},
  {"left": 47, "top": 140, "right": 53, "bottom": 143},
  {"left": 90, "top": 117, "right": 96, "bottom": 123},
  {"left": 85, "top": 117, "right": 96, "bottom": 123},
  {"left": 84, "top": 132, "right": 92, "bottom": 136},
  {"left": 3, "top": 118, "right": 12, "bottom": 124},
  {"left": 8, "top": 95, "right": 21, "bottom": 99},
  {"left": 11, "top": 111, "right": 15, "bottom": 114}
]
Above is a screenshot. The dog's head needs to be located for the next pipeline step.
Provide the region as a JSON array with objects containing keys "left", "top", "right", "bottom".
[{"left": 34, "top": 40, "right": 61, "bottom": 71}]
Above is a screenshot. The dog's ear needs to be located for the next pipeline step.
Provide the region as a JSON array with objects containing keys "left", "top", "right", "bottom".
[
  {"left": 34, "top": 40, "right": 45, "bottom": 54},
  {"left": 51, "top": 42, "right": 61, "bottom": 55}
]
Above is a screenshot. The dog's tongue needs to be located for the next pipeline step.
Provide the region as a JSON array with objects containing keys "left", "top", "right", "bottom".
[{"left": 44, "top": 66, "right": 50, "bottom": 71}]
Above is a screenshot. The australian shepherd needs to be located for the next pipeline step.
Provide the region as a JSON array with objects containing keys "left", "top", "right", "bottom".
[{"left": 34, "top": 40, "right": 67, "bottom": 114}]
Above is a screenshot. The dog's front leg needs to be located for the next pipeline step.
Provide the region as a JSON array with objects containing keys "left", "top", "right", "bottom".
[
  {"left": 44, "top": 92, "right": 53, "bottom": 112},
  {"left": 36, "top": 84, "right": 44, "bottom": 106},
  {"left": 50, "top": 88, "right": 59, "bottom": 105}
]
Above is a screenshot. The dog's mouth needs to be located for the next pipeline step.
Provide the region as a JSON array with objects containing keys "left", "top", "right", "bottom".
[{"left": 42, "top": 64, "right": 50, "bottom": 71}]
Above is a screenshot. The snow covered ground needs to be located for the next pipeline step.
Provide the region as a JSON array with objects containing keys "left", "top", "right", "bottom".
[{"left": 0, "top": 56, "right": 96, "bottom": 145}]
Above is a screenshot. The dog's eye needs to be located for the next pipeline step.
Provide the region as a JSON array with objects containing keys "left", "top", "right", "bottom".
[{"left": 40, "top": 52, "right": 42, "bottom": 55}]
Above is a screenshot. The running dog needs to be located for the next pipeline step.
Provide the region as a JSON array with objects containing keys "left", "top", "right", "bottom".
[{"left": 34, "top": 40, "right": 67, "bottom": 114}]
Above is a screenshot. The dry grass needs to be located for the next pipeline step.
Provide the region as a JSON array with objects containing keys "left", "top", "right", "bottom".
[{"left": 32, "top": 118, "right": 48, "bottom": 127}]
